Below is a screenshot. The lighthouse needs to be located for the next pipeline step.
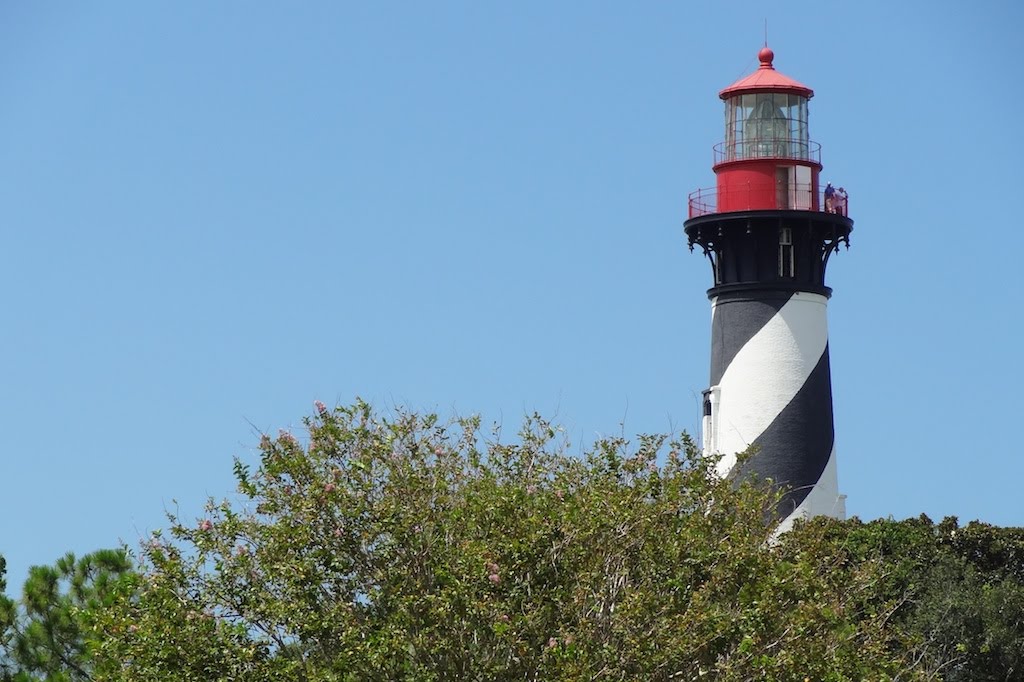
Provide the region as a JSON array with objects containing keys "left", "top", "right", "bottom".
[{"left": 684, "top": 47, "right": 852, "bottom": 531}]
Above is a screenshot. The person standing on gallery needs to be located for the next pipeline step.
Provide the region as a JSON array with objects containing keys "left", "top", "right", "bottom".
[
  {"left": 834, "top": 186, "right": 848, "bottom": 216},
  {"left": 824, "top": 182, "right": 835, "bottom": 213}
]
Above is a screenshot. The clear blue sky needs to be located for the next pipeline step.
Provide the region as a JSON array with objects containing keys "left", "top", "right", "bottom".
[{"left": 2, "top": 2, "right": 1021, "bottom": 589}]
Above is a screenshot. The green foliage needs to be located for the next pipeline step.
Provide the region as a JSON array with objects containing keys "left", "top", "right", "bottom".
[
  {"left": 90, "top": 401, "right": 931, "bottom": 681},
  {"left": 4, "top": 402, "right": 1024, "bottom": 680},
  {"left": 1, "top": 400, "right": 1022, "bottom": 680},
  {"left": 1, "top": 557, "right": 16, "bottom": 681},
  {"left": 1, "top": 550, "right": 134, "bottom": 682},
  {"left": 785, "top": 515, "right": 1024, "bottom": 681},
  {"left": 909, "top": 519, "right": 1024, "bottom": 681}
]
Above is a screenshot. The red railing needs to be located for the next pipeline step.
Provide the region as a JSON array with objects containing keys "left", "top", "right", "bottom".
[
  {"left": 687, "top": 183, "right": 850, "bottom": 219},
  {"left": 713, "top": 139, "right": 822, "bottom": 165},
  {"left": 688, "top": 187, "right": 717, "bottom": 217}
]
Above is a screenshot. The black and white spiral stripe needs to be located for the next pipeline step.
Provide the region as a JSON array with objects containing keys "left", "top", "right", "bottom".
[{"left": 703, "top": 289, "right": 844, "bottom": 530}]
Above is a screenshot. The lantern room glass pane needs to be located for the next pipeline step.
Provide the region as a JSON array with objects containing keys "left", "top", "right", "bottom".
[
  {"left": 747, "top": 93, "right": 787, "bottom": 157},
  {"left": 724, "top": 99, "right": 736, "bottom": 153},
  {"left": 723, "top": 93, "right": 809, "bottom": 161}
]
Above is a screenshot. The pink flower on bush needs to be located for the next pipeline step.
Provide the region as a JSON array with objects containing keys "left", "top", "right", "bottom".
[
  {"left": 547, "top": 637, "right": 558, "bottom": 649},
  {"left": 199, "top": 519, "right": 213, "bottom": 532},
  {"left": 488, "top": 573, "right": 500, "bottom": 584},
  {"left": 314, "top": 400, "right": 328, "bottom": 415},
  {"left": 324, "top": 482, "right": 336, "bottom": 493}
]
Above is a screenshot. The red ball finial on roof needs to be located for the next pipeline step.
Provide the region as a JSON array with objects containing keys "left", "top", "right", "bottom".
[{"left": 758, "top": 47, "right": 775, "bottom": 69}]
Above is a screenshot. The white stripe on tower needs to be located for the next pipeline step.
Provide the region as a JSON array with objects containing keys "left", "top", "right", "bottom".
[
  {"left": 712, "top": 292, "right": 827, "bottom": 473},
  {"left": 706, "top": 291, "right": 844, "bottom": 525}
]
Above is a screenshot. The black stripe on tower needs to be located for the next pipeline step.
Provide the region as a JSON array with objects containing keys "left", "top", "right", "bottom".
[{"left": 735, "top": 345, "right": 835, "bottom": 519}]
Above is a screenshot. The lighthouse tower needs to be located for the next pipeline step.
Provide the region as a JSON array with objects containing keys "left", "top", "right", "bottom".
[{"left": 684, "top": 47, "right": 852, "bottom": 531}]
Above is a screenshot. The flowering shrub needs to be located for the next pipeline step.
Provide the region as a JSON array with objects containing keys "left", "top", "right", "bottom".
[{"left": 86, "top": 401, "right": 939, "bottom": 681}]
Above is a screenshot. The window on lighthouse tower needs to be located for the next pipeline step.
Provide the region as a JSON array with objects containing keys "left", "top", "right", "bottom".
[{"left": 779, "top": 227, "right": 794, "bottom": 278}]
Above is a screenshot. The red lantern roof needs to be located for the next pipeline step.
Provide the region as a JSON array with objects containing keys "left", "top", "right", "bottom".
[{"left": 719, "top": 47, "right": 814, "bottom": 100}]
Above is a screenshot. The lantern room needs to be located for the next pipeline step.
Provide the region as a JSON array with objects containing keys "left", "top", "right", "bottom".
[
  {"left": 688, "top": 47, "right": 828, "bottom": 216},
  {"left": 684, "top": 46, "right": 852, "bottom": 294}
]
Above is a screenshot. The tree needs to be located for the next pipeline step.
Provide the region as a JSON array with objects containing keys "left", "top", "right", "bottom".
[
  {"left": 781, "top": 516, "right": 1024, "bottom": 681},
  {"left": 1, "top": 556, "right": 16, "bottom": 680},
  {"left": 90, "top": 400, "right": 929, "bottom": 681},
  {"left": 1, "top": 550, "right": 134, "bottom": 682}
]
